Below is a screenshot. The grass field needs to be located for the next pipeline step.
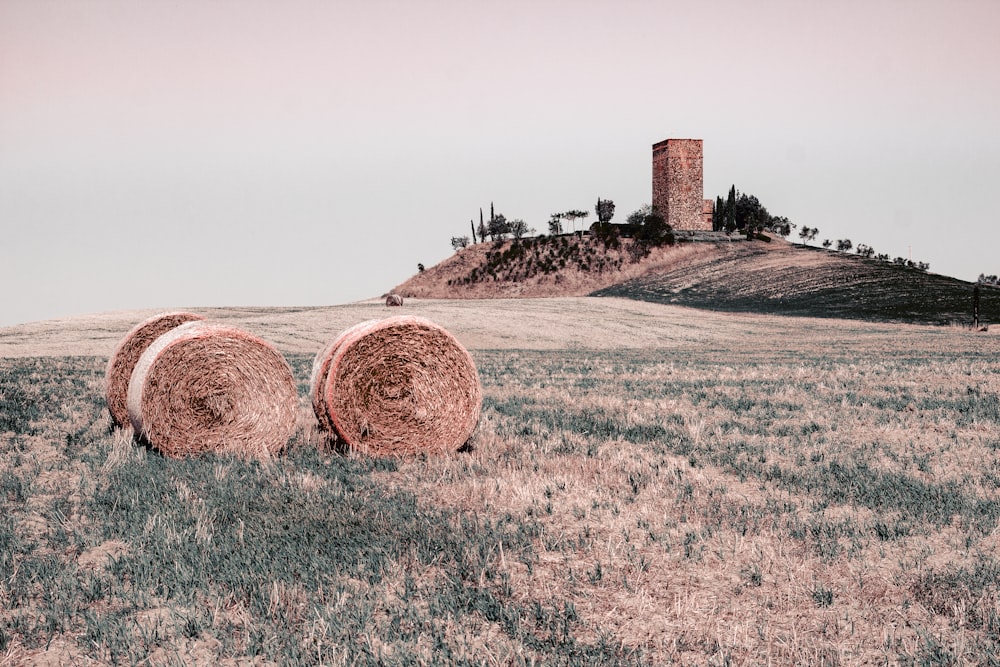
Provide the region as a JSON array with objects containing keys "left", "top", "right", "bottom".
[{"left": 2, "top": 299, "right": 1000, "bottom": 664}]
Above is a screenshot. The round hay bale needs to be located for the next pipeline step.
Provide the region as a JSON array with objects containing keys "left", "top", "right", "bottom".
[
  {"left": 318, "top": 316, "right": 481, "bottom": 457},
  {"left": 385, "top": 294, "right": 404, "bottom": 307},
  {"left": 309, "top": 319, "right": 379, "bottom": 434},
  {"left": 105, "top": 311, "right": 205, "bottom": 427},
  {"left": 127, "top": 321, "right": 298, "bottom": 459}
]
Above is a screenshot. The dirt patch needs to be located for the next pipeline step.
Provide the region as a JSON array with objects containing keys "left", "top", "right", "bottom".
[{"left": 77, "top": 539, "right": 129, "bottom": 570}]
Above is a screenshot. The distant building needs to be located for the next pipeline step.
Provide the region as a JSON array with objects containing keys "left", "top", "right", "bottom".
[
  {"left": 702, "top": 199, "right": 715, "bottom": 229},
  {"left": 652, "top": 139, "right": 711, "bottom": 231}
]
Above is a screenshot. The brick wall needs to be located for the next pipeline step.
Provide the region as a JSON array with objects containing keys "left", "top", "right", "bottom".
[{"left": 652, "top": 139, "right": 710, "bottom": 231}]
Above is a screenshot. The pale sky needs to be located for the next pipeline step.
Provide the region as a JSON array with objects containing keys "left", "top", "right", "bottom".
[{"left": 2, "top": 0, "right": 998, "bottom": 327}]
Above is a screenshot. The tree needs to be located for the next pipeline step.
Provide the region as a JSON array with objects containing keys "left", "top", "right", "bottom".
[
  {"left": 798, "top": 226, "right": 819, "bottom": 245},
  {"left": 548, "top": 213, "right": 563, "bottom": 235},
  {"left": 595, "top": 198, "right": 616, "bottom": 226},
  {"left": 417, "top": 263, "right": 425, "bottom": 273},
  {"left": 626, "top": 205, "right": 673, "bottom": 247},
  {"left": 451, "top": 236, "right": 470, "bottom": 251},
  {"left": 735, "top": 192, "right": 767, "bottom": 236},
  {"left": 626, "top": 204, "right": 650, "bottom": 227},
  {"left": 974, "top": 284, "right": 981, "bottom": 329},
  {"left": 713, "top": 185, "right": 793, "bottom": 237},
  {"left": 562, "top": 209, "right": 589, "bottom": 234},
  {"left": 478, "top": 208, "right": 487, "bottom": 244},
  {"left": 508, "top": 219, "right": 534, "bottom": 239},
  {"left": 836, "top": 239, "right": 853, "bottom": 252},
  {"left": 713, "top": 195, "right": 725, "bottom": 231},
  {"left": 470, "top": 220, "right": 477, "bottom": 245},
  {"left": 855, "top": 244, "right": 875, "bottom": 258},
  {"left": 637, "top": 211, "right": 672, "bottom": 246},
  {"left": 488, "top": 213, "right": 510, "bottom": 240},
  {"left": 822, "top": 239, "right": 832, "bottom": 249},
  {"left": 771, "top": 216, "right": 793, "bottom": 237},
  {"left": 724, "top": 186, "right": 737, "bottom": 233}
]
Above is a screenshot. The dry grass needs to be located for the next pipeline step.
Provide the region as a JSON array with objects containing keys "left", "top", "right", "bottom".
[
  {"left": 363, "top": 312, "right": 1000, "bottom": 664},
  {"left": 7, "top": 295, "right": 969, "bottom": 358},
  {"left": 392, "top": 236, "right": 722, "bottom": 301},
  {"left": 3, "top": 299, "right": 1000, "bottom": 663}
]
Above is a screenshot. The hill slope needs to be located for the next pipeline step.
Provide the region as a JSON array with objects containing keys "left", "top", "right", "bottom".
[
  {"left": 392, "top": 233, "right": 743, "bottom": 300},
  {"left": 394, "top": 235, "right": 998, "bottom": 326},
  {"left": 596, "top": 242, "right": 998, "bottom": 326}
]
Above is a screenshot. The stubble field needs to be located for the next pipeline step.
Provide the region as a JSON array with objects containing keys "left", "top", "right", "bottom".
[{"left": 1, "top": 297, "right": 999, "bottom": 665}]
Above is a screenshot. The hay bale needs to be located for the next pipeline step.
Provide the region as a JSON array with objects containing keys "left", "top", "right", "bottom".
[
  {"left": 385, "top": 294, "right": 404, "bottom": 307},
  {"left": 315, "top": 316, "right": 481, "bottom": 456},
  {"left": 127, "top": 321, "right": 298, "bottom": 459},
  {"left": 105, "top": 311, "right": 205, "bottom": 427},
  {"left": 308, "top": 319, "right": 379, "bottom": 434}
]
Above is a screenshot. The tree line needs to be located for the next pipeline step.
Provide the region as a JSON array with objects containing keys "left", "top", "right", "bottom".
[
  {"left": 452, "top": 198, "right": 619, "bottom": 251},
  {"left": 451, "top": 197, "right": 679, "bottom": 254},
  {"left": 713, "top": 184, "right": 929, "bottom": 272},
  {"left": 447, "top": 188, "right": 930, "bottom": 274},
  {"left": 713, "top": 185, "right": 791, "bottom": 237}
]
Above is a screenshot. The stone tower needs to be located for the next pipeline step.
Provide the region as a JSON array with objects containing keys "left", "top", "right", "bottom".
[{"left": 652, "top": 138, "right": 710, "bottom": 231}]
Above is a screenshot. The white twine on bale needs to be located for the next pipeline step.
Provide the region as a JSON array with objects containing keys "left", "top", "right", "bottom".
[
  {"left": 105, "top": 312, "right": 205, "bottom": 428},
  {"left": 127, "top": 321, "right": 298, "bottom": 459},
  {"left": 312, "top": 316, "right": 482, "bottom": 457}
]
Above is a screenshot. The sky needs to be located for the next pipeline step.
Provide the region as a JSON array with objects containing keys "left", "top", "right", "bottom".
[{"left": 2, "top": 0, "right": 999, "bottom": 327}]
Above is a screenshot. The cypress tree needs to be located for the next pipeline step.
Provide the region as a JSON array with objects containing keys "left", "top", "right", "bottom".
[
  {"left": 974, "top": 285, "right": 981, "bottom": 329},
  {"left": 726, "top": 185, "right": 737, "bottom": 232}
]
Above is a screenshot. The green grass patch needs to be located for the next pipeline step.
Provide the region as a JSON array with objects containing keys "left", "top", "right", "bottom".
[
  {"left": 3, "top": 330, "right": 1000, "bottom": 663},
  {"left": 0, "top": 355, "right": 649, "bottom": 665}
]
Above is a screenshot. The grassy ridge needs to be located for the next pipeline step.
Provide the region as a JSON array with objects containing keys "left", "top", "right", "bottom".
[{"left": 594, "top": 242, "right": 1000, "bottom": 325}]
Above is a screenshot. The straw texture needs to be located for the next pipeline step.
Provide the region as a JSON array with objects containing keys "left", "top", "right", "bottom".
[
  {"left": 127, "top": 321, "right": 298, "bottom": 459},
  {"left": 385, "top": 294, "right": 404, "bottom": 307},
  {"left": 308, "top": 319, "right": 378, "bottom": 434},
  {"left": 105, "top": 312, "right": 205, "bottom": 427},
  {"left": 314, "top": 316, "right": 481, "bottom": 456}
]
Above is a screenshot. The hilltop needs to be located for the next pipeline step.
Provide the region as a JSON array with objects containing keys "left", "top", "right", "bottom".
[
  {"left": 393, "top": 232, "right": 742, "bottom": 300},
  {"left": 394, "top": 233, "right": 999, "bottom": 326}
]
